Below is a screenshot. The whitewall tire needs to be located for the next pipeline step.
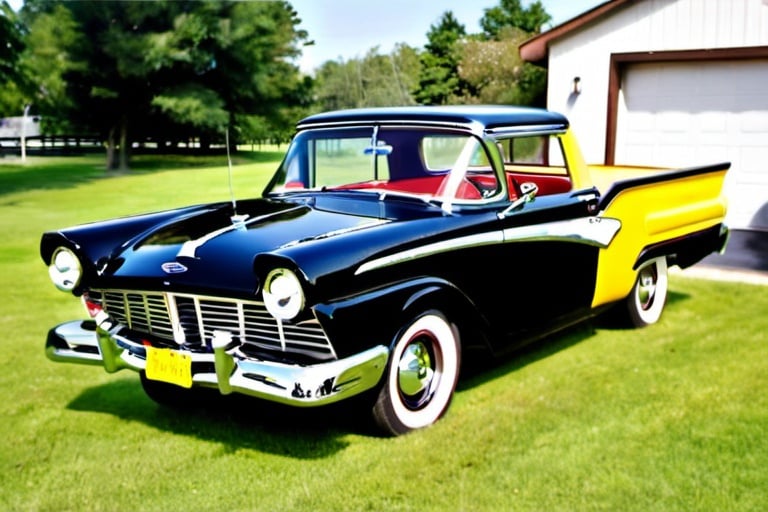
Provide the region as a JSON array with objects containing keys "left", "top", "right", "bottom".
[
  {"left": 626, "top": 256, "right": 668, "bottom": 327},
  {"left": 372, "top": 311, "right": 461, "bottom": 436}
]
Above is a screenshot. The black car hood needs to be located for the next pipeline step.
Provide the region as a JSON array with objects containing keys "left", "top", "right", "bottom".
[{"left": 103, "top": 198, "right": 389, "bottom": 295}]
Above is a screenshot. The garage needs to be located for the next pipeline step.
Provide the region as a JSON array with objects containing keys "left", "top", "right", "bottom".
[
  {"left": 519, "top": 0, "right": 768, "bottom": 239},
  {"left": 615, "top": 59, "right": 768, "bottom": 229}
]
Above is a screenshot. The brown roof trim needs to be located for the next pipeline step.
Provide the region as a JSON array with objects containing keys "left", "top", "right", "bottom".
[{"left": 520, "top": 0, "right": 636, "bottom": 66}]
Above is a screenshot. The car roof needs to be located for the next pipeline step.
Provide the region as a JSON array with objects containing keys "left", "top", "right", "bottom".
[{"left": 296, "top": 105, "right": 569, "bottom": 132}]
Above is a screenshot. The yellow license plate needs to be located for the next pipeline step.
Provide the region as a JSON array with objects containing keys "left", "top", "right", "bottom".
[{"left": 145, "top": 347, "right": 192, "bottom": 388}]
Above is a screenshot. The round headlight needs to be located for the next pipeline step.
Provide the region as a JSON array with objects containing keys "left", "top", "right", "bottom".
[
  {"left": 49, "top": 247, "right": 83, "bottom": 292},
  {"left": 262, "top": 268, "right": 304, "bottom": 320}
]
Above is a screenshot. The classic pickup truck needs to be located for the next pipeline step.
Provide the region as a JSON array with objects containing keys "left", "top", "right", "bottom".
[{"left": 42, "top": 106, "right": 729, "bottom": 435}]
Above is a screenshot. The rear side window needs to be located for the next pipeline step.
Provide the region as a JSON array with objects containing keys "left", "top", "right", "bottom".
[{"left": 498, "top": 134, "right": 567, "bottom": 175}]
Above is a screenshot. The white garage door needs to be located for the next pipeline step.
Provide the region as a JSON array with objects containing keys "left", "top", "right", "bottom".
[{"left": 615, "top": 60, "right": 768, "bottom": 229}]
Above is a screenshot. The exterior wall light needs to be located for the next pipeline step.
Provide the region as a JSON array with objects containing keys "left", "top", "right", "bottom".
[{"left": 572, "top": 76, "right": 582, "bottom": 95}]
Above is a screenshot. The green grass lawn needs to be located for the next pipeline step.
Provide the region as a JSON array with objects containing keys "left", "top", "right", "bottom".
[{"left": 1, "top": 154, "right": 766, "bottom": 511}]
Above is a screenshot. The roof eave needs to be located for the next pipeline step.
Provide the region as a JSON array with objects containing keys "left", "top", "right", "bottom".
[{"left": 520, "top": 0, "right": 636, "bottom": 66}]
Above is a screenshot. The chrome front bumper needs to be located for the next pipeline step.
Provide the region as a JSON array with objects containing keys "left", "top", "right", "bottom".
[{"left": 46, "top": 316, "right": 389, "bottom": 407}]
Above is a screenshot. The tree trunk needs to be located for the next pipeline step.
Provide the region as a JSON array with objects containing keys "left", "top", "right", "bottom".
[
  {"left": 106, "top": 127, "right": 117, "bottom": 171},
  {"left": 117, "top": 117, "right": 129, "bottom": 172}
]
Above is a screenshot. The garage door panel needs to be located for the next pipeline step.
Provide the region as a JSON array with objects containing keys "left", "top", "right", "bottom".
[
  {"left": 741, "top": 109, "right": 768, "bottom": 131},
  {"left": 700, "top": 111, "right": 728, "bottom": 133},
  {"left": 741, "top": 147, "right": 768, "bottom": 177},
  {"left": 616, "top": 59, "right": 768, "bottom": 229}
]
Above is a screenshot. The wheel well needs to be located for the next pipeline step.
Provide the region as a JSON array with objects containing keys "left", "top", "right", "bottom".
[{"left": 399, "top": 285, "right": 492, "bottom": 358}]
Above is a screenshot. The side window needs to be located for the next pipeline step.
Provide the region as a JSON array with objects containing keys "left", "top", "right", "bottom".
[
  {"left": 498, "top": 134, "right": 572, "bottom": 197},
  {"left": 422, "top": 134, "right": 500, "bottom": 200},
  {"left": 499, "top": 135, "right": 568, "bottom": 176}
]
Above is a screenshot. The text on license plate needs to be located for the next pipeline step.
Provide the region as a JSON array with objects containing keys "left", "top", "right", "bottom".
[{"left": 145, "top": 347, "right": 192, "bottom": 388}]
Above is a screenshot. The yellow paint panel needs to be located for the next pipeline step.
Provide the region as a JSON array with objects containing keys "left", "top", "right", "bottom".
[{"left": 590, "top": 168, "right": 728, "bottom": 308}]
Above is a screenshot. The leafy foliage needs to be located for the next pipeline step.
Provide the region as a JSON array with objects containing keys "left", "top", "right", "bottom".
[
  {"left": 0, "top": 1, "right": 27, "bottom": 115},
  {"left": 0, "top": 1, "right": 24, "bottom": 84},
  {"left": 456, "top": 0, "right": 551, "bottom": 107},
  {"left": 14, "top": 3, "right": 80, "bottom": 132},
  {"left": 479, "top": 0, "right": 551, "bottom": 39},
  {"left": 14, "top": 0, "right": 309, "bottom": 170},
  {"left": 1, "top": 0, "right": 554, "bottom": 165},
  {"left": 314, "top": 44, "right": 420, "bottom": 111},
  {"left": 414, "top": 11, "right": 471, "bottom": 106},
  {"left": 459, "top": 27, "right": 547, "bottom": 106}
]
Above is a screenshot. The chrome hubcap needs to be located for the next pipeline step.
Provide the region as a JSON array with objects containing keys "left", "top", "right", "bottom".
[
  {"left": 637, "top": 265, "right": 658, "bottom": 310},
  {"left": 398, "top": 340, "right": 434, "bottom": 397}
]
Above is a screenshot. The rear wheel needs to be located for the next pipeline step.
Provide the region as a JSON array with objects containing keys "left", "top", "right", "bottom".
[
  {"left": 372, "top": 311, "right": 461, "bottom": 436},
  {"left": 625, "top": 257, "right": 668, "bottom": 327}
]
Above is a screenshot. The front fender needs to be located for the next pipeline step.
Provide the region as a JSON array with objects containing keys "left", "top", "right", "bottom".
[
  {"left": 40, "top": 204, "right": 227, "bottom": 295},
  {"left": 314, "top": 276, "right": 489, "bottom": 359},
  {"left": 40, "top": 204, "right": 223, "bottom": 267}
]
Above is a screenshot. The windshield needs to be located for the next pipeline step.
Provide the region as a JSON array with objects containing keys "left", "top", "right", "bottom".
[{"left": 264, "top": 126, "right": 501, "bottom": 204}]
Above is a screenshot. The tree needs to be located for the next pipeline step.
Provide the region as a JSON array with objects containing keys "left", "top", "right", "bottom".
[
  {"left": 480, "top": 0, "right": 551, "bottom": 40},
  {"left": 313, "top": 43, "right": 420, "bottom": 111},
  {"left": 0, "top": 1, "right": 24, "bottom": 84},
  {"left": 0, "top": 1, "right": 27, "bottom": 116},
  {"left": 20, "top": 0, "right": 309, "bottom": 170},
  {"left": 149, "top": 2, "right": 310, "bottom": 144},
  {"left": 458, "top": 27, "right": 546, "bottom": 106},
  {"left": 414, "top": 11, "right": 471, "bottom": 105},
  {"left": 457, "top": 0, "right": 550, "bottom": 107},
  {"left": 13, "top": 3, "right": 80, "bottom": 133}
]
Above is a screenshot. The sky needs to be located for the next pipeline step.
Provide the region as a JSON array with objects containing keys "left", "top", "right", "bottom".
[{"left": 291, "top": 0, "right": 605, "bottom": 72}]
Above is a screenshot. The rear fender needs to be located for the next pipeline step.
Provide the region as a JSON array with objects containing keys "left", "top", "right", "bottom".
[
  {"left": 592, "top": 163, "right": 728, "bottom": 308},
  {"left": 634, "top": 223, "right": 728, "bottom": 270}
]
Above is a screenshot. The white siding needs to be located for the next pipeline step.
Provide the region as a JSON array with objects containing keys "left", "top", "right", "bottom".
[
  {"left": 547, "top": 0, "right": 768, "bottom": 161},
  {"left": 545, "top": 0, "right": 768, "bottom": 228}
]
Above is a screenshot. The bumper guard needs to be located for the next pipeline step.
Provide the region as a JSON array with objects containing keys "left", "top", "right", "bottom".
[{"left": 45, "top": 315, "right": 389, "bottom": 407}]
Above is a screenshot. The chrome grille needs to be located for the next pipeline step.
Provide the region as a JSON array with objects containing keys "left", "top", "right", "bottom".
[{"left": 89, "top": 289, "right": 336, "bottom": 362}]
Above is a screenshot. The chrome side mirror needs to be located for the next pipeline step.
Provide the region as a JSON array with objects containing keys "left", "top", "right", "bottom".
[{"left": 498, "top": 181, "right": 538, "bottom": 219}]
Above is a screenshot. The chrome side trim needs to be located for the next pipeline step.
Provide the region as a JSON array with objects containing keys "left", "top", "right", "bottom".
[
  {"left": 355, "top": 231, "right": 504, "bottom": 275},
  {"left": 355, "top": 217, "right": 621, "bottom": 275},
  {"left": 503, "top": 217, "right": 621, "bottom": 248}
]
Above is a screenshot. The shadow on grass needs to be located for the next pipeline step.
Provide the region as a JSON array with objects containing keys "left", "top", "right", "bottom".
[
  {"left": 459, "top": 321, "right": 598, "bottom": 391},
  {"left": 461, "top": 289, "right": 692, "bottom": 389},
  {"left": 64, "top": 291, "right": 694, "bottom": 454},
  {"left": 594, "top": 288, "right": 691, "bottom": 330},
  {"left": 66, "top": 376, "right": 375, "bottom": 459},
  {"left": 0, "top": 150, "right": 283, "bottom": 199}
]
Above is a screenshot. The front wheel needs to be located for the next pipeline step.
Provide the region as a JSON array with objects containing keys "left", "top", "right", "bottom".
[
  {"left": 372, "top": 311, "right": 461, "bottom": 436},
  {"left": 624, "top": 256, "right": 669, "bottom": 327}
]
